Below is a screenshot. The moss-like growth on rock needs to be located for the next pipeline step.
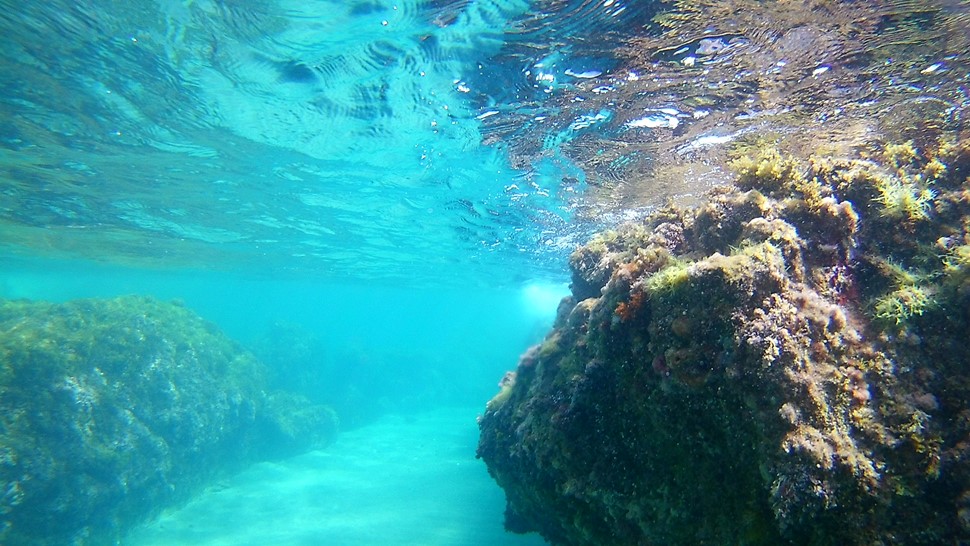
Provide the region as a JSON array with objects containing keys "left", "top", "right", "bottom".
[
  {"left": 0, "top": 296, "right": 337, "bottom": 545},
  {"left": 874, "top": 176, "right": 936, "bottom": 222},
  {"left": 478, "top": 137, "right": 970, "bottom": 545}
]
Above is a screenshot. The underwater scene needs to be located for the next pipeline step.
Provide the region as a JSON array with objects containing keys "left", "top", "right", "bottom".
[{"left": 1, "top": 0, "right": 969, "bottom": 545}]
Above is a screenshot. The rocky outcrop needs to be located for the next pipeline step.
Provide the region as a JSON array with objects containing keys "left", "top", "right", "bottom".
[
  {"left": 0, "top": 296, "right": 338, "bottom": 545},
  {"left": 478, "top": 140, "right": 970, "bottom": 545}
]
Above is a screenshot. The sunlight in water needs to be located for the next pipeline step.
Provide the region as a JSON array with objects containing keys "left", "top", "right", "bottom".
[
  {"left": 521, "top": 281, "right": 570, "bottom": 320},
  {"left": 2, "top": 1, "right": 968, "bottom": 545}
]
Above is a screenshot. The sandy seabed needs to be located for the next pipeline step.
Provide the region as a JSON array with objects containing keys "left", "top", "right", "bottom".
[{"left": 125, "top": 407, "right": 546, "bottom": 546}]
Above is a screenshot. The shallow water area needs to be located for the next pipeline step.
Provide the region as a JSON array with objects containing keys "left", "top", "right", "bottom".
[
  {"left": 4, "top": 0, "right": 970, "bottom": 544},
  {"left": 0, "top": 257, "right": 564, "bottom": 545},
  {"left": 125, "top": 407, "right": 546, "bottom": 546}
]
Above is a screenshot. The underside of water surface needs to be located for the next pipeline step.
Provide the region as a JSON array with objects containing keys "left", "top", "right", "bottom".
[
  {"left": 1, "top": 0, "right": 969, "bottom": 545},
  {"left": 3, "top": 0, "right": 966, "bottom": 282}
]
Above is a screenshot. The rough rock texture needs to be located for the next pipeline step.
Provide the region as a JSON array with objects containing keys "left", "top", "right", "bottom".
[
  {"left": 0, "top": 296, "right": 338, "bottom": 545},
  {"left": 478, "top": 139, "right": 970, "bottom": 545}
]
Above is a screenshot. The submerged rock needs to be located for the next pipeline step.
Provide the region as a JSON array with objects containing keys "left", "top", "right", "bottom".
[
  {"left": 0, "top": 296, "right": 337, "bottom": 545},
  {"left": 478, "top": 139, "right": 970, "bottom": 545}
]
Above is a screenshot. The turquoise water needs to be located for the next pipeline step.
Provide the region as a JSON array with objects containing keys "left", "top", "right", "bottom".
[
  {"left": 125, "top": 408, "right": 539, "bottom": 546},
  {"left": 0, "top": 0, "right": 643, "bottom": 543},
  {"left": 1, "top": 256, "right": 565, "bottom": 419},
  {"left": 5, "top": 0, "right": 966, "bottom": 544},
  {"left": 0, "top": 0, "right": 654, "bottom": 283}
]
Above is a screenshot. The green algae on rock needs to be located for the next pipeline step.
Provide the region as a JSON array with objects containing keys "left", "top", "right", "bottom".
[
  {"left": 477, "top": 138, "right": 970, "bottom": 545},
  {"left": 0, "top": 296, "right": 337, "bottom": 546}
]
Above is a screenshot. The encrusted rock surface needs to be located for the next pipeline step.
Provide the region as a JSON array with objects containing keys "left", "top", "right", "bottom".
[
  {"left": 478, "top": 140, "right": 970, "bottom": 545},
  {"left": 0, "top": 296, "right": 338, "bottom": 545}
]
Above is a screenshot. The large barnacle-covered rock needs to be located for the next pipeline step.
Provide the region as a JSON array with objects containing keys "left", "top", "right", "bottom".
[
  {"left": 478, "top": 140, "right": 970, "bottom": 545},
  {"left": 0, "top": 296, "right": 338, "bottom": 545}
]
